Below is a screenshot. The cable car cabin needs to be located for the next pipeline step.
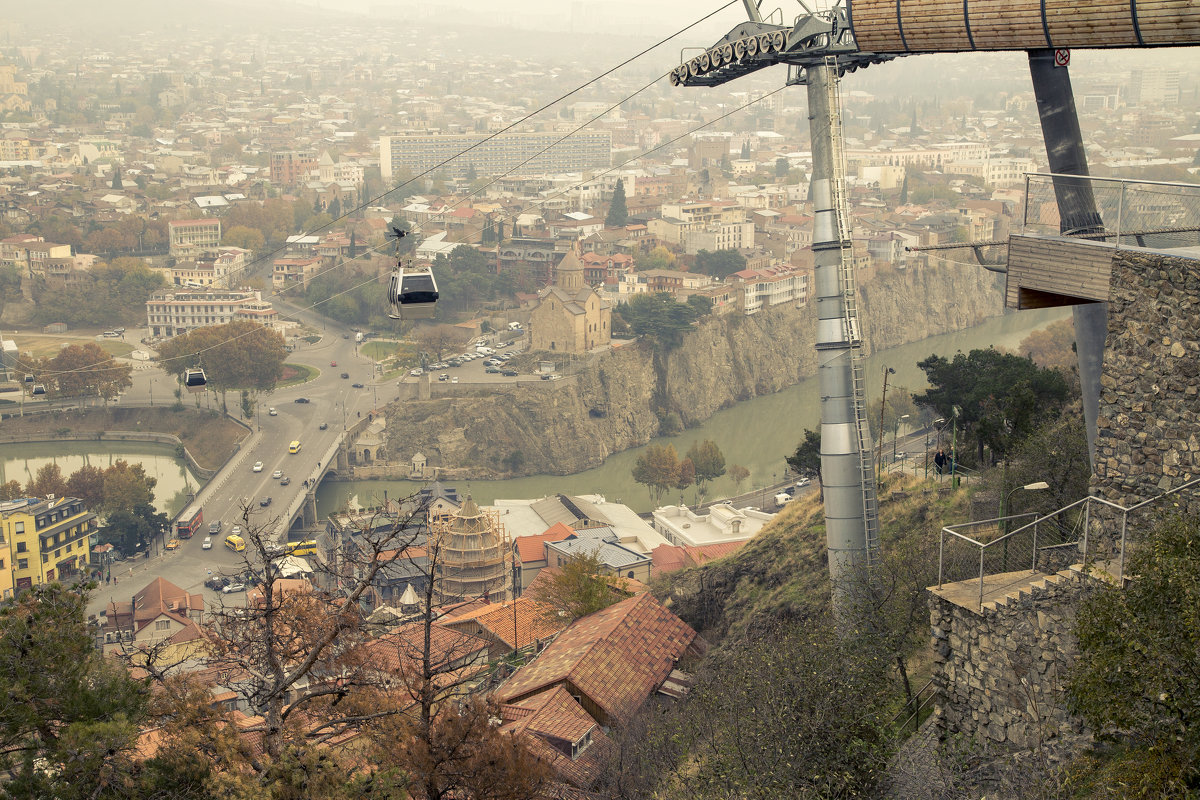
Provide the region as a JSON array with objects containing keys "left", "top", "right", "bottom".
[
  {"left": 31, "top": 384, "right": 46, "bottom": 396},
  {"left": 388, "top": 268, "right": 439, "bottom": 320},
  {"left": 184, "top": 368, "right": 208, "bottom": 393},
  {"left": 23, "top": 374, "right": 33, "bottom": 383}
]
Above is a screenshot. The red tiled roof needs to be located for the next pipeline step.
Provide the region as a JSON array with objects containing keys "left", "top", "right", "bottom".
[
  {"left": 515, "top": 523, "right": 574, "bottom": 564},
  {"left": 444, "top": 596, "right": 568, "bottom": 650},
  {"left": 651, "top": 544, "right": 688, "bottom": 575},
  {"left": 500, "top": 686, "right": 613, "bottom": 789},
  {"left": 494, "top": 593, "right": 701, "bottom": 725}
]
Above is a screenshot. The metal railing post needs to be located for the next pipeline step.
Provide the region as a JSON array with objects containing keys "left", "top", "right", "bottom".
[
  {"left": 1023, "top": 174, "right": 1031, "bottom": 233},
  {"left": 937, "top": 532, "right": 945, "bottom": 588},
  {"left": 1119, "top": 509, "right": 1129, "bottom": 583},
  {"left": 979, "top": 547, "right": 986, "bottom": 611},
  {"left": 1032, "top": 518, "right": 1039, "bottom": 572},
  {"left": 1116, "top": 181, "right": 1125, "bottom": 249},
  {"left": 1082, "top": 499, "right": 1090, "bottom": 565}
]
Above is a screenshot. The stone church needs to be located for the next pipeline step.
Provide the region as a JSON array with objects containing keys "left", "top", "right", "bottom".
[{"left": 529, "top": 249, "right": 612, "bottom": 354}]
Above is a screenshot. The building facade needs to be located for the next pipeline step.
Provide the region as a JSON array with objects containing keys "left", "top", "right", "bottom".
[
  {"left": 0, "top": 496, "right": 96, "bottom": 591},
  {"left": 146, "top": 289, "right": 278, "bottom": 337},
  {"left": 168, "top": 219, "right": 222, "bottom": 259},
  {"left": 530, "top": 250, "right": 612, "bottom": 354},
  {"left": 380, "top": 131, "right": 612, "bottom": 182}
]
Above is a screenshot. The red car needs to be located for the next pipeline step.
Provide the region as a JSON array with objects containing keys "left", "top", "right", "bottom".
[{"left": 330, "top": 360, "right": 337, "bottom": 367}]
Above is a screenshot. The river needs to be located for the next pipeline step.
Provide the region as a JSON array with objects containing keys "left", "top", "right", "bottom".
[
  {"left": 317, "top": 307, "right": 1072, "bottom": 515},
  {"left": 0, "top": 441, "right": 203, "bottom": 517}
]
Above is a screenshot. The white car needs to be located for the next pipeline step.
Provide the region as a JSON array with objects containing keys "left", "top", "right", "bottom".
[
  {"left": 252, "top": 461, "right": 263, "bottom": 472},
  {"left": 222, "top": 582, "right": 246, "bottom": 593},
  {"left": 272, "top": 469, "right": 283, "bottom": 479},
  {"left": 268, "top": 407, "right": 277, "bottom": 416},
  {"left": 201, "top": 536, "right": 213, "bottom": 550},
  {"left": 410, "top": 368, "right": 423, "bottom": 376}
]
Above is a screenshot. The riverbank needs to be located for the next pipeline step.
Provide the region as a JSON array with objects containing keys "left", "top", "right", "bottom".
[{"left": 0, "top": 407, "right": 249, "bottom": 472}]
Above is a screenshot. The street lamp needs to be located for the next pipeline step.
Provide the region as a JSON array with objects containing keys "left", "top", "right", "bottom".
[
  {"left": 893, "top": 414, "right": 910, "bottom": 464},
  {"left": 1001, "top": 480, "right": 1050, "bottom": 521}
]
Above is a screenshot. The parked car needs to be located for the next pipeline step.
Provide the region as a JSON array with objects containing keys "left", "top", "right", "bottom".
[
  {"left": 410, "top": 368, "right": 423, "bottom": 376},
  {"left": 252, "top": 461, "right": 263, "bottom": 472},
  {"left": 501, "top": 369, "right": 518, "bottom": 377},
  {"left": 319, "top": 422, "right": 328, "bottom": 430},
  {"left": 294, "top": 397, "right": 310, "bottom": 404},
  {"left": 438, "top": 374, "right": 448, "bottom": 382},
  {"left": 280, "top": 476, "right": 290, "bottom": 486},
  {"left": 352, "top": 382, "right": 364, "bottom": 388},
  {"left": 260, "top": 496, "right": 272, "bottom": 507},
  {"left": 202, "top": 537, "right": 213, "bottom": 550},
  {"left": 268, "top": 407, "right": 277, "bottom": 416},
  {"left": 222, "top": 582, "right": 246, "bottom": 594},
  {"left": 485, "top": 366, "right": 501, "bottom": 374},
  {"left": 451, "top": 376, "right": 459, "bottom": 384},
  {"left": 272, "top": 469, "right": 283, "bottom": 478},
  {"left": 205, "top": 575, "right": 228, "bottom": 591},
  {"left": 343, "top": 334, "right": 350, "bottom": 339},
  {"left": 796, "top": 477, "right": 812, "bottom": 487}
]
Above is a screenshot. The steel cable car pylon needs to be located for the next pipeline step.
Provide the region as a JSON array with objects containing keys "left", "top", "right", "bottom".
[{"left": 387, "top": 227, "right": 439, "bottom": 321}]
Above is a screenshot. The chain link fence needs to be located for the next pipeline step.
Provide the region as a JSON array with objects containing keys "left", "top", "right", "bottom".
[{"left": 1023, "top": 173, "right": 1200, "bottom": 251}]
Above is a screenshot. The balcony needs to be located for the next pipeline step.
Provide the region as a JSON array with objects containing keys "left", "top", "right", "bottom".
[{"left": 1007, "top": 174, "right": 1200, "bottom": 310}]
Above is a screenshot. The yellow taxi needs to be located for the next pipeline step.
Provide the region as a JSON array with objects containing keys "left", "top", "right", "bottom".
[{"left": 165, "top": 538, "right": 181, "bottom": 550}]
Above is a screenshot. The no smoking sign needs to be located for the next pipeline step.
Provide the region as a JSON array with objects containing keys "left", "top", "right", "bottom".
[{"left": 1054, "top": 49, "right": 1070, "bottom": 67}]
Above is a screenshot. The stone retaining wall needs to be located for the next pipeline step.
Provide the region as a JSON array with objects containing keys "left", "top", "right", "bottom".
[
  {"left": 1094, "top": 251, "right": 1200, "bottom": 509},
  {"left": 930, "top": 569, "right": 1089, "bottom": 750}
]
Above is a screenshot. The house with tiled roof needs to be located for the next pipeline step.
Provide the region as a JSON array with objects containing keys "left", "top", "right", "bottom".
[
  {"left": 650, "top": 541, "right": 747, "bottom": 577},
  {"left": 494, "top": 592, "right": 705, "bottom": 727},
  {"left": 102, "top": 576, "right": 208, "bottom": 666},
  {"left": 440, "top": 595, "right": 569, "bottom": 659},
  {"left": 357, "top": 621, "right": 491, "bottom": 704},
  {"left": 513, "top": 521, "right": 576, "bottom": 594},
  {"left": 499, "top": 685, "right": 614, "bottom": 789}
]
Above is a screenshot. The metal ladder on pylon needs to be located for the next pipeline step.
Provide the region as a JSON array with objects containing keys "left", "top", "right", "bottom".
[{"left": 824, "top": 56, "right": 880, "bottom": 565}]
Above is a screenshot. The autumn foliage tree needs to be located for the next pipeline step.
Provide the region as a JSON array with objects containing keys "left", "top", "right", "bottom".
[
  {"left": 632, "top": 444, "right": 680, "bottom": 505},
  {"left": 529, "top": 550, "right": 625, "bottom": 622},
  {"left": 685, "top": 440, "right": 726, "bottom": 500},
  {"left": 157, "top": 320, "right": 288, "bottom": 397},
  {"left": 26, "top": 342, "right": 133, "bottom": 401}
]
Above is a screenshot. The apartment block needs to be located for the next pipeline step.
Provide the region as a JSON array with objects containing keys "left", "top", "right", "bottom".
[
  {"left": 0, "top": 496, "right": 97, "bottom": 592},
  {"left": 379, "top": 131, "right": 611, "bottom": 182},
  {"left": 146, "top": 289, "right": 278, "bottom": 337},
  {"left": 270, "top": 150, "right": 318, "bottom": 186},
  {"left": 168, "top": 219, "right": 222, "bottom": 258}
]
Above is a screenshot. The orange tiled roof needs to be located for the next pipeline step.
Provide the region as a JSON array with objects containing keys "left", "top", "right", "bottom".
[
  {"left": 500, "top": 686, "right": 614, "bottom": 789},
  {"left": 515, "top": 523, "right": 574, "bottom": 564},
  {"left": 446, "top": 596, "right": 568, "bottom": 650},
  {"left": 494, "top": 593, "right": 701, "bottom": 724}
]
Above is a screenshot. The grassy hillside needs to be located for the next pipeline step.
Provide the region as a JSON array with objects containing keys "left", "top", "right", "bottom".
[{"left": 655, "top": 473, "right": 975, "bottom": 645}]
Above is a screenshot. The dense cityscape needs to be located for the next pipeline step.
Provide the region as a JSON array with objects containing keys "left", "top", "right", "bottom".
[{"left": 0, "top": 1, "right": 1199, "bottom": 798}]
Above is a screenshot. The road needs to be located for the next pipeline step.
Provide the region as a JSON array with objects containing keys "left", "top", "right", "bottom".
[{"left": 83, "top": 315, "right": 535, "bottom": 618}]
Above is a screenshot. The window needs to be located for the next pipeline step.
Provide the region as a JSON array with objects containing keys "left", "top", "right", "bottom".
[
  {"left": 14, "top": 522, "right": 23, "bottom": 534},
  {"left": 155, "top": 620, "right": 170, "bottom": 631},
  {"left": 17, "top": 559, "right": 27, "bottom": 570},
  {"left": 16, "top": 541, "right": 26, "bottom": 553}
]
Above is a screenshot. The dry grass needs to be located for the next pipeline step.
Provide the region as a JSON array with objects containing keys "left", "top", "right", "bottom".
[{"left": 9, "top": 334, "right": 135, "bottom": 360}]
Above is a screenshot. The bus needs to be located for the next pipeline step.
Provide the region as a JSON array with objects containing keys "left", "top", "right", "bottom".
[{"left": 176, "top": 507, "right": 204, "bottom": 539}]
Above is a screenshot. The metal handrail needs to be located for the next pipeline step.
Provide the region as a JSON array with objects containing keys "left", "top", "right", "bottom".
[{"left": 937, "top": 476, "right": 1200, "bottom": 610}]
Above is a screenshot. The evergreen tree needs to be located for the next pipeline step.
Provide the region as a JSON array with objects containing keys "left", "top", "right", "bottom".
[
  {"left": 740, "top": 141, "right": 751, "bottom": 159},
  {"left": 111, "top": 167, "right": 122, "bottom": 190},
  {"left": 606, "top": 179, "right": 629, "bottom": 228},
  {"left": 348, "top": 230, "right": 357, "bottom": 260},
  {"left": 327, "top": 195, "right": 341, "bottom": 220},
  {"left": 899, "top": 174, "right": 909, "bottom": 204}
]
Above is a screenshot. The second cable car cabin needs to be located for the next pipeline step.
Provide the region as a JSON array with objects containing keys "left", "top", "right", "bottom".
[
  {"left": 184, "top": 367, "right": 207, "bottom": 393},
  {"left": 388, "top": 265, "right": 439, "bottom": 320}
]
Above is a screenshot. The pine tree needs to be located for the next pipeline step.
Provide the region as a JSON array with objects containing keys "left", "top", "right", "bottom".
[
  {"left": 740, "top": 141, "right": 751, "bottom": 159},
  {"left": 348, "top": 230, "right": 357, "bottom": 259},
  {"left": 111, "top": 167, "right": 122, "bottom": 190},
  {"left": 899, "top": 174, "right": 909, "bottom": 204},
  {"left": 606, "top": 179, "right": 628, "bottom": 228}
]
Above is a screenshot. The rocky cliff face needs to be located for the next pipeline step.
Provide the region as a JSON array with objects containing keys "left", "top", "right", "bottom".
[{"left": 383, "top": 263, "right": 1005, "bottom": 477}]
